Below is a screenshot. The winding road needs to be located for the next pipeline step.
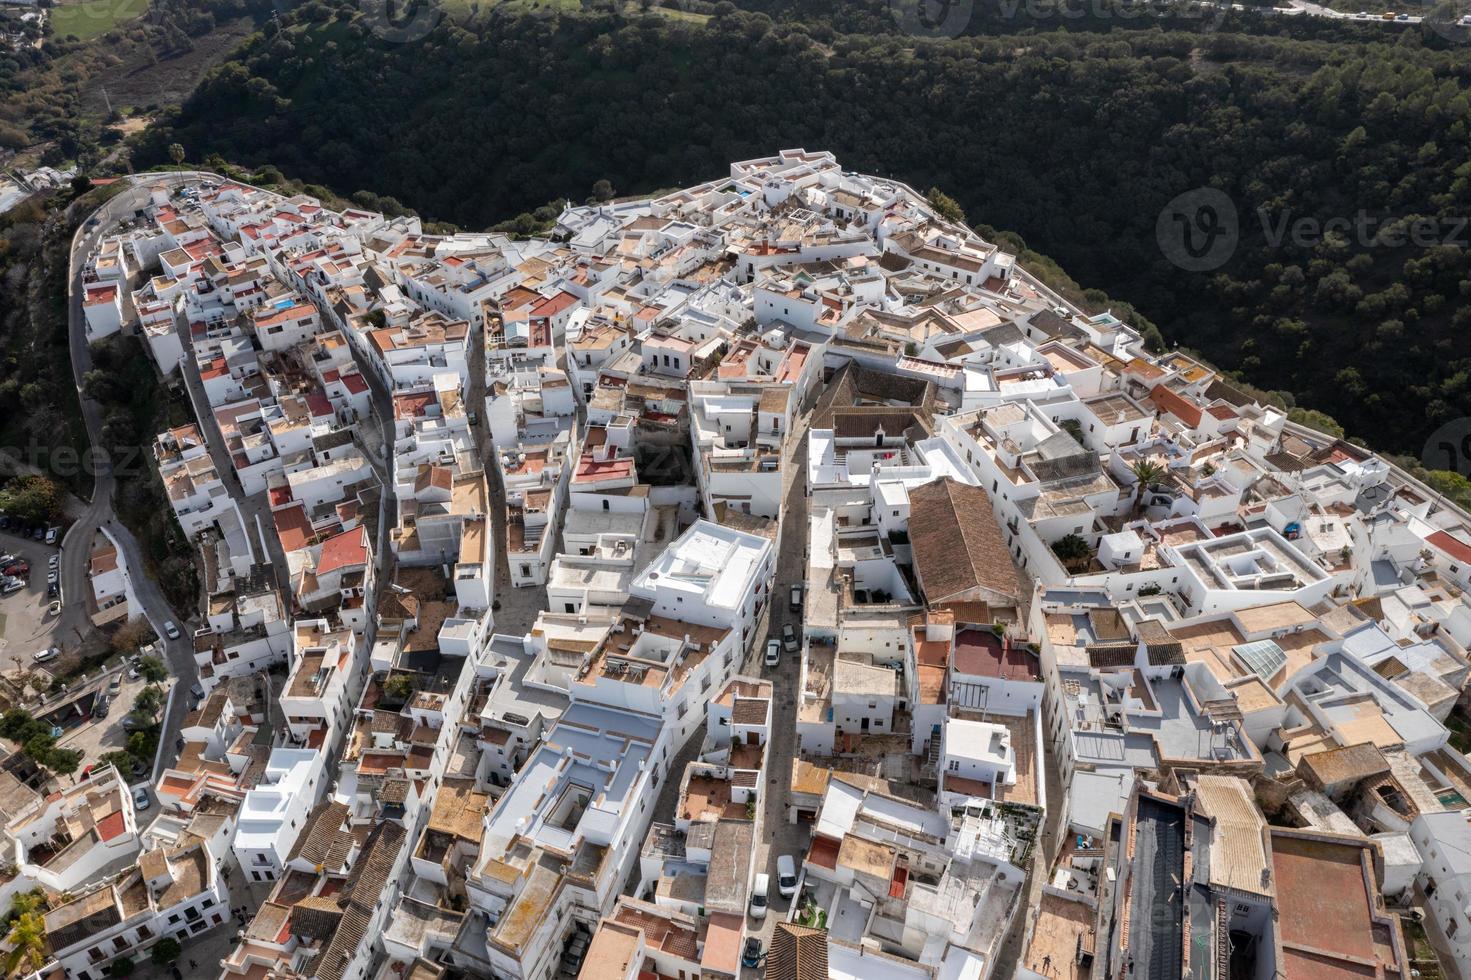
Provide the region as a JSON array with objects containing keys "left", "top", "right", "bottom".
[{"left": 63, "top": 173, "right": 207, "bottom": 782}]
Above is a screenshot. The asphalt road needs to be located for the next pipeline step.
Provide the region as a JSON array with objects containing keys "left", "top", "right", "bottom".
[{"left": 63, "top": 173, "right": 208, "bottom": 785}]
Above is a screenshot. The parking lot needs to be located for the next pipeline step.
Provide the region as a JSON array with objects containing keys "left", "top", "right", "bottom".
[
  {"left": 0, "top": 527, "right": 81, "bottom": 682},
  {"left": 54, "top": 664, "right": 175, "bottom": 783}
]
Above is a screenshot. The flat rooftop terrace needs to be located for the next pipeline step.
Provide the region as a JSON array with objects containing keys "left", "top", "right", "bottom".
[{"left": 953, "top": 627, "right": 1040, "bottom": 682}]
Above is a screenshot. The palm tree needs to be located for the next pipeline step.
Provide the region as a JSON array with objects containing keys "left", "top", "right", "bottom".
[
  {"left": 167, "top": 143, "right": 185, "bottom": 166},
  {"left": 1130, "top": 459, "right": 1166, "bottom": 515},
  {"left": 5, "top": 893, "right": 47, "bottom": 978}
]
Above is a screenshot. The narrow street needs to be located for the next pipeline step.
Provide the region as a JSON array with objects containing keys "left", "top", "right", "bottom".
[
  {"left": 171, "top": 309, "right": 293, "bottom": 601},
  {"left": 738, "top": 403, "right": 814, "bottom": 976}
]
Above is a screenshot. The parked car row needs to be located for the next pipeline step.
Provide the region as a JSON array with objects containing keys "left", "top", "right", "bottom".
[
  {"left": 748, "top": 854, "right": 800, "bottom": 919},
  {"left": 0, "top": 515, "right": 59, "bottom": 544}
]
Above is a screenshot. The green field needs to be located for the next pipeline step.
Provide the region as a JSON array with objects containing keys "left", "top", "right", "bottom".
[{"left": 50, "top": 0, "right": 149, "bottom": 41}]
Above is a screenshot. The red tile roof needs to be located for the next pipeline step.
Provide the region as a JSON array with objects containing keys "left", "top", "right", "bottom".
[
  {"left": 1428, "top": 530, "right": 1471, "bottom": 565},
  {"left": 274, "top": 503, "right": 314, "bottom": 553},
  {"left": 96, "top": 810, "right": 126, "bottom": 842},
  {"left": 318, "top": 527, "right": 369, "bottom": 575},
  {"left": 1149, "top": 384, "right": 1204, "bottom": 428}
]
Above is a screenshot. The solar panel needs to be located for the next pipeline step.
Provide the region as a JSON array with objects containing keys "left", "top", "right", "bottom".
[{"left": 1233, "top": 639, "right": 1287, "bottom": 681}]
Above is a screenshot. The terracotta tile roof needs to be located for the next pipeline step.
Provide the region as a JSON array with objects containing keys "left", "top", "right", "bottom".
[
  {"left": 318, "top": 526, "right": 369, "bottom": 575},
  {"left": 291, "top": 894, "right": 344, "bottom": 942},
  {"left": 1087, "top": 642, "right": 1136, "bottom": 669},
  {"left": 307, "top": 822, "right": 406, "bottom": 980},
  {"left": 1427, "top": 530, "right": 1471, "bottom": 565},
  {"left": 731, "top": 696, "right": 768, "bottom": 726},
  {"left": 909, "top": 478, "right": 1019, "bottom": 606},
  {"left": 287, "top": 800, "right": 351, "bottom": 867},
  {"left": 766, "top": 922, "right": 828, "bottom": 980}
]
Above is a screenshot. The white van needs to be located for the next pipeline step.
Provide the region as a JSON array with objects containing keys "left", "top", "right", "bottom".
[
  {"left": 749, "top": 872, "right": 770, "bottom": 920},
  {"left": 777, "top": 854, "right": 798, "bottom": 897}
]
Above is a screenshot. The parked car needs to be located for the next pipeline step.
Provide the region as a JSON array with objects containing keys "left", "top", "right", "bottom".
[
  {"left": 781, "top": 623, "right": 799, "bottom": 652},
  {"left": 94, "top": 697, "right": 110, "bottom": 719},
  {"left": 43, "top": 527, "right": 57, "bottom": 545},
  {"left": 790, "top": 584, "right": 803, "bottom": 612},
  {"left": 741, "top": 937, "right": 764, "bottom": 969},
  {"left": 122, "top": 715, "right": 150, "bottom": 732},
  {"left": 777, "top": 854, "right": 798, "bottom": 897},
  {"left": 163, "top": 621, "right": 181, "bottom": 640},
  {"left": 47, "top": 600, "right": 60, "bottom": 616},
  {"left": 47, "top": 554, "right": 58, "bottom": 570},
  {"left": 3, "top": 564, "right": 28, "bottom": 577},
  {"left": 765, "top": 639, "right": 780, "bottom": 668},
  {"left": 3, "top": 579, "right": 24, "bottom": 595},
  {"left": 30, "top": 527, "right": 43, "bottom": 541},
  {"left": 0, "top": 554, "right": 18, "bottom": 567},
  {"left": 190, "top": 682, "right": 205, "bottom": 700},
  {"left": 108, "top": 675, "right": 122, "bottom": 693},
  {"left": 46, "top": 571, "right": 58, "bottom": 586},
  {"left": 32, "top": 647, "right": 58, "bottom": 663},
  {"left": 132, "top": 787, "right": 150, "bottom": 811},
  {"left": 749, "top": 873, "right": 770, "bottom": 919},
  {"left": 46, "top": 582, "right": 59, "bottom": 599}
]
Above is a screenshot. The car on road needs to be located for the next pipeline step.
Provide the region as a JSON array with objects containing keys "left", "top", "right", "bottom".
[
  {"left": 777, "top": 854, "right": 798, "bottom": 897},
  {"left": 790, "top": 584, "right": 803, "bottom": 612},
  {"left": 765, "top": 639, "right": 780, "bottom": 668},
  {"left": 163, "top": 621, "right": 181, "bottom": 640},
  {"left": 132, "top": 786, "right": 150, "bottom": 811},
  {"left": 749, "top": 872, "right": 770, "bottom": 919},
  {"left": 190, "top": 682, "right": 206, "bottom": 701},
  {"left": 741, "top": 937, "right": 764, "bottom": 969},
  {"left": 781, "top": 623, "right": 799, "bottom": 653},
  {"left": 32, "top": 647, "right": 58, "bottom": 663}
]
